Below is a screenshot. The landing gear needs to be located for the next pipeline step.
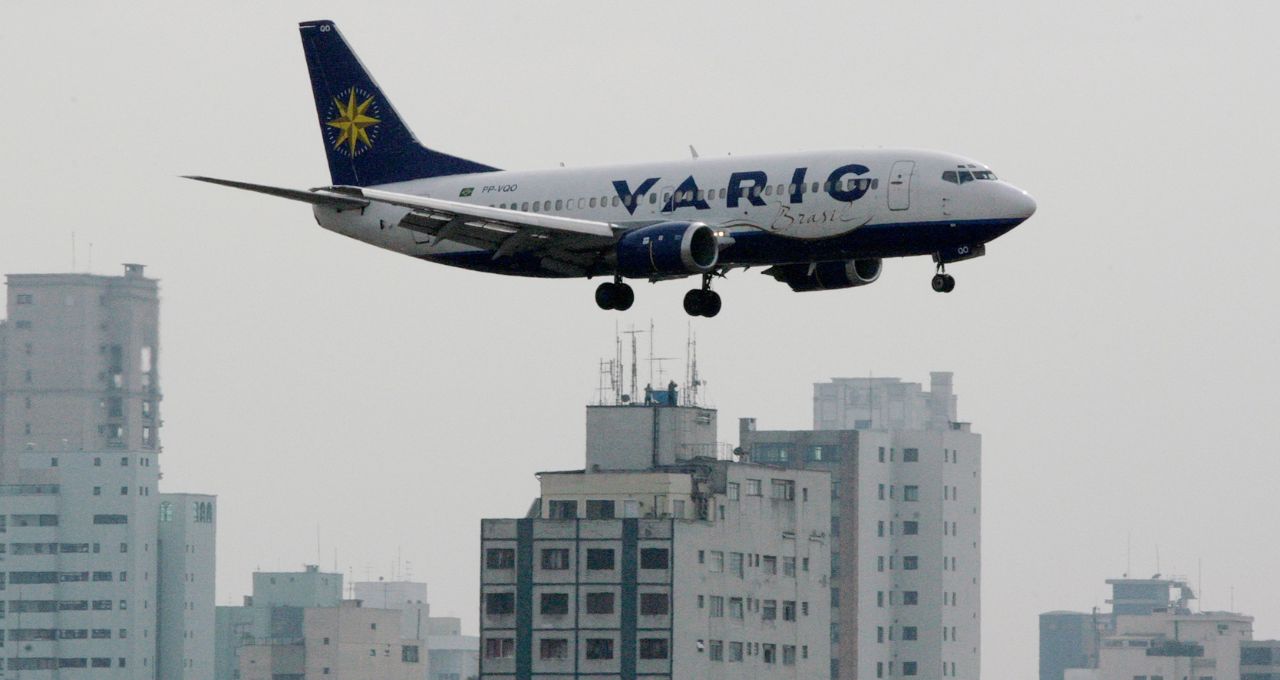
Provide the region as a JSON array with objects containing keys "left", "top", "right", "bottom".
[
  {"left": 931, "top": 271, "right": 956, "bottom": 293},
  {"left": 595, "top": 279, "right": 635, "bottom": 311},
  {"left": 684, "top": 273, "right": 722, "bottom": 317}
]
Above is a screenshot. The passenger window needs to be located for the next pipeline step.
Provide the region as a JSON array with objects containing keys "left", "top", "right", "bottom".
[
  {"left": 663, "top": 193, "right": 671, "bottom": 204},
  {"left": 695, "top": 190, "right": 705, "bottom": 201},
  {"left": 787, "top": 184, "right": 796, "bottom": 194},
  {"left": 612, "top": 196, "right": 620, "bottom": 207},
  {"left": 750, "top": 187, "right": 760, "bottom": 198},
  {"left": 811, "top": 182, "right": 820, "bottom": 193},
  {"left": 555, "top": 199, "right": 563, "bottom": 210},
  {"left": 872, "top": 179, "right": 879, "bottom": 189},
  {"left": 941, "top": 171, "right": 958, "bottom": 184},
  {"left": 719, "top": 188, "right": 727, "bottom": 199},
  {"left": 763, "top": 185, "right": 773, "bottom": 196},
  {"left": 589, "top": 197, "right": 597, "bottom": 208},
  {"left": 521, "top": 201, "right": 530, "bottom": 211},
  {"left": 649, "top": 193, "right": 657, "bottom": 204},
  {"left": 623, "top": 196, "right": 633, "bottom": 208},
  {"left": 823, "top": 181, "right": 832, "bottom": 192}
]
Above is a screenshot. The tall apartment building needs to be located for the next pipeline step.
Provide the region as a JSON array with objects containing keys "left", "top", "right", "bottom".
[
  {"left": 740, "top": 372, "right": 980, "bottom": 680},
  {"left": 1043, "top": 577, "right": 1270, "bottom": 680},
  {"left": 0, "top": 266, "right": 216, "bottom": 679},
  {"left": 479, "top": 401, "right": 832, "bottom": 679}
]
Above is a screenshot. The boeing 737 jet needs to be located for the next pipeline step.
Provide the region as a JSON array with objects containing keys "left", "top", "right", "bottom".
[{"left": 190, "top": 20, "right": 1036, "bottom": 317}]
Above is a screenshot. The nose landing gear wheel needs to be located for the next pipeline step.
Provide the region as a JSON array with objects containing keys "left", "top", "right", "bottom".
[
  {"left": 931, "top": 273, "right": 956, "bottom": 293},
  {"left": 595, "top": 281, "right": 636, "bottom": 310}
]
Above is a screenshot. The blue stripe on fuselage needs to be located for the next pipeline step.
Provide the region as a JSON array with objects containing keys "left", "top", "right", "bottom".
[{"left": 419, "top": 217, "right": 1025, "bottom": 278}]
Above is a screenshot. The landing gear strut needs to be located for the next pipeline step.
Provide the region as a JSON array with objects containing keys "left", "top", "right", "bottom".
[
  {"left": 684, "top": 273, "right": 722, "bottom": 317},
  {"left": 931, "top": 264, "right": 956, "bottom": 293},
  {"left": 595, "top": 278, "right": 635, "bottom": 311}
]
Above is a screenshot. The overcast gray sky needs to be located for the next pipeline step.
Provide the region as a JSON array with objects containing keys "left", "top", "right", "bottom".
[{"left": 3, "top": 1, "right": 1279, "bottom": 676}]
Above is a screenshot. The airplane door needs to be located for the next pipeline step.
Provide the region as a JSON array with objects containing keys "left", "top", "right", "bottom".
[{"left": 888, "top": 161, "right": 914, "bottom": 211}]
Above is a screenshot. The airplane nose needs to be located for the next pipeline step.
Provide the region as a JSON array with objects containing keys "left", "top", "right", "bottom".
[{"left": 1010, "top": 187, "right": 1036, "bottom": 220}]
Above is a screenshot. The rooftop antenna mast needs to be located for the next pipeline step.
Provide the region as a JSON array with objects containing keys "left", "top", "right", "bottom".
[
  {"left": 622, "top": 324, "right": 648, "bottom": 401},
  {"left": 684, "top": 323, "right": 703, "bottom": 406}
]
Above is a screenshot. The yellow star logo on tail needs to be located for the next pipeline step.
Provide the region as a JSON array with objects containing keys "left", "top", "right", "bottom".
[{"left": 326, "top": 88, "right": 380, "bottom": 156}]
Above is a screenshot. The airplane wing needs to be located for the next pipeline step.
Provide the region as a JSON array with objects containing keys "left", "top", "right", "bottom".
[{"left": 186, "top": 176, "right": 619, "bottom": 274}]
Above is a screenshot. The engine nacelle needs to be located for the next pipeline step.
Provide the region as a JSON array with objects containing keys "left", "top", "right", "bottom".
[
  {"left": 771, "top": 258, "right": 883, "bottom": 292},
  {"left": 616, "top": 221, "right": 719, "bottom": 279}
]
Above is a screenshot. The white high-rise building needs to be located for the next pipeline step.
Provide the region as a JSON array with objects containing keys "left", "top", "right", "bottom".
[
  {"left": 741, "top": 372, "right": 980, "bottom": 679},
  {"left": 0, "top": 266, "right": 216, "bottom": 679},
  {"left": 479, "top": 402, "right": 832, "bottom": 679}
]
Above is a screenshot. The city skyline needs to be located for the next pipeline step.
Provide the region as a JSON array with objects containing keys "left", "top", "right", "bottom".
[{"left": 3, "top": 3, "right": 1278, "bottom": 678}]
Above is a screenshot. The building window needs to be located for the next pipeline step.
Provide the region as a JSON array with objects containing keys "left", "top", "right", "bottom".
[
  {"left": 904, "top": 485, "right": 919, "bottom": 502},
  {"left": 486, "top": 548, "right": 515, "bottom": 569},
  {"left": 727, "top": 483, "right": 740, "bottom": 500},
  {"left": 540, "top": 593, "right": 569, "bottom": 616},
  {"left": 729, "top": 642, "right": 744, "bottom": 662},
  {"left": 762, "top": 643, "right": 777, "bottom": 664},
  {"left": 903, "top": 591, "right": 919, "bottom": 605},
  {"left": 783, "top": 645, "right": 797, "bottom": 665},
  {"left": 585, "top": 500, "right": 615, "bottom": 519},
  {"left": 746, "top": 479, "right": 762, "bottom": 496},
  {"left": 541, "top": 548, "right": 570, "bottom": 570},
  {"left": 709, "top": 640, "right": 724, "bottom": 661},
  {"left": 783, "top": 556, "right": 796, "bottom": 576},
  {"left": 484, "top": 592, "right": 514, "bottom": 615},
  {"left": 904, "top": 556, "right": 919, "bottom": 570},
  {"left": 640, "top": 638, "right": 669, "bottom": 659},
  {"left": 15, "top": 294, "right": 33, "bottom": 304},
  {"left": 709, "top": 596, "right": 724, "bottom": 617},
  {"left": 539, "top": 638, "right": 568, "bottom": 660},
  {"left": 783, "top": 600, "right": 796, "bottom": 621},
  {"left": 640, "top": 593, "right": 669, "bottom": 615},
  {"left": 770, "top": 479, "right": 795, "bottom": 500},
  {"left": 762, "top": 600, "right": 777, "bottom": 620},
  {"left": 729, "top": 552, "right": 744, "bottom": 577},
  {"left": 903, "top": 626, "right": 918, "bottom": 640},
  {"left": 903, "top": 448, "right": 919, "bottom": 462},
  {"left": 547, "top": 500, "right": 577, "bottom": 519},
  {"left": 904, "top": 661, "right": 918, "bottom": 676},
  {"left": 484, "top": 638, "right": 514, "bottom": 659},
  {"left": 401, "top": 645, "right": 420, "bottom": 662},
  {"left": 640, "top": 548, "right": 669, "bottom": 569},
  {"left": 729, "top": 597, "right": 744, "bottom": 619},
  {"left": 878, "top": 484, "right": 886, "bottom": 500},
  {"left": 903, "top": 520, "right": 919, "bottom": 535},
  {"left": 585, "top": 592, "right": 614, "bottom": 614},
  {"left": 709, "top": 550, "right": 724, "bottom": 572},
  {"left": 762, "top": 555, "right": 777, "bottom": 575},
  {"left": 586, "top": 548, "right": 615, "bottom": 570},
  {"left": 585, "top": 638, "right": 614, "bottom": 660}
]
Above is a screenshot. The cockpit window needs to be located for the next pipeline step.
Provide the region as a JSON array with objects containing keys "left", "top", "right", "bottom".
[{"left": 942, "top": 168, "right": 998, "bottom": 184}]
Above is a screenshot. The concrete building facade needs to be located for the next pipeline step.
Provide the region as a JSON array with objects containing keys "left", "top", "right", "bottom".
[
  {"left": 1044, "top": 577, "right": 1278, "bottom": 680},
  {"left": 480, "top": 402, "right": 832, "bottom": 679},
  {"left": 740, "top": 372, "right": 981, "bottom": 680},
  {"left": 0, "top": 266, "right": 215, "bottom": 679},
  {"left": 218, "top": 567, "right": 470, "bottom": 680}
]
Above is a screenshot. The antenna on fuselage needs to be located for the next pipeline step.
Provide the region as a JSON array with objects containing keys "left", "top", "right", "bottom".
[{"left": 689, "top": 145, "right": 699, "bottom": 160}]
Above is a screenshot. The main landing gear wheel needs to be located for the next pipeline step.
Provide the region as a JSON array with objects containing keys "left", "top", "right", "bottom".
[
  {"left": 931, "top": 273, "right": 956, "bottom": 293},
  {"left": 683, "top": 289, "right": 722, "bottom": 317},
  {"left": 595, "top": 281, "right": 635, "bottom": 311}
]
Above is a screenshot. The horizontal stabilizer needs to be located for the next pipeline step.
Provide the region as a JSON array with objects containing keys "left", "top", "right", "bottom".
[{"left": 183, "top": 176, "right": 369, "bottom": 209}]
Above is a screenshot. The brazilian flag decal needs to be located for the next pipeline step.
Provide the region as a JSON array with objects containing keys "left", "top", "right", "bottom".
[{"left": 459, "top": 187, "right": 474, "bottom": 197}]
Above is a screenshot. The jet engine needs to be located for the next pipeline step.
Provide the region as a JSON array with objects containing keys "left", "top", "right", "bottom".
[
  {"left": 616, "top": 221, "right": 719, "bottom": 279},
  {"left": 769, "top": 258, "right": 883, "bottom": 292}
]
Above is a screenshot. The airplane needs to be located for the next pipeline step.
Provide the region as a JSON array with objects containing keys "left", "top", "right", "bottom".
[{"left": 189, "top": 20, "right": 1036, "bottom": 318}]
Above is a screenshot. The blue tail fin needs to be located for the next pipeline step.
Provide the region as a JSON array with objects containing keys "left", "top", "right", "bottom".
[{"left": 298, "top": 20, "right": 499, "bottom": 186}]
